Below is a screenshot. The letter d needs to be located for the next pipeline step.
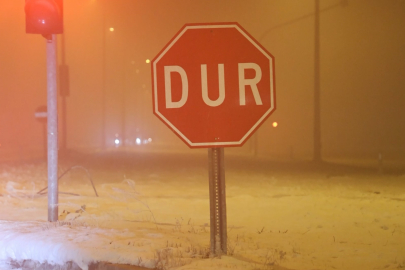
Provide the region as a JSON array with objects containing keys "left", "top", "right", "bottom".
[{"left": 164, "top": 66, "right": 188, "bottom": 108}]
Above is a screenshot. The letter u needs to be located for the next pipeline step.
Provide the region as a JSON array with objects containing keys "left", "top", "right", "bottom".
[{"left": 201, "top": 64, "right": 225, "bottom": 107}]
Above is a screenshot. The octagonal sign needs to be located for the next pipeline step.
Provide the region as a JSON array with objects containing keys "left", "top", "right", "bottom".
[{"left": 152, "top": 22, "right": 276, "bottom": 148}]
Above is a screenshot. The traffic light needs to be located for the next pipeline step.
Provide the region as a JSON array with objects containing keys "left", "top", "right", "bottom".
[{"left": 25, "top": 0, "right": 63, "bottom": 35}]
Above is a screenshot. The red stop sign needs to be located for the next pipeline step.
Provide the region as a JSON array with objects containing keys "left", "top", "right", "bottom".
[{"left": 152, "top": 22, "right": 276, "bottom": 148}]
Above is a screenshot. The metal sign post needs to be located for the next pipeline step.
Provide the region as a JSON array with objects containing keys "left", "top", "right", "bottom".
[
  {"left": 208, "top": 148, "right": 227, "bottom": 256},
  {"left": 46, "top": 34, "right": 59, "bottom": 222}
]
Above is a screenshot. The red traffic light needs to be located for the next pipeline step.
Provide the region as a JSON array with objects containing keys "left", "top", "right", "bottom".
[{"left": 25, "top": 0, "right": 63, "bottom": 35}]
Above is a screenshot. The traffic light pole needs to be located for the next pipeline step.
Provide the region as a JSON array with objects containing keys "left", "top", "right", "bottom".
[
  {"left": 47, "top": 34, "right": 59, "bottom": 222},
  {"left": 208, "top": 148, "right": 227, "bottom": 257}
]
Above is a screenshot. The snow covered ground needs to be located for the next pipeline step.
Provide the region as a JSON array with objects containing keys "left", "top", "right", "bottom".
[{"left": 0, "top": 152, "right": 405, "bottom": 270}]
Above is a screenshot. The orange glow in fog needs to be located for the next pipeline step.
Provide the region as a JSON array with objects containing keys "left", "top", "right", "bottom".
[{"left": 272, "top": 122, "right": 278, "bottom": 128}]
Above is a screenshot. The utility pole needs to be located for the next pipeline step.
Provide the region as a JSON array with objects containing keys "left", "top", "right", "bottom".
[
  {"left": 259, "top": 1, "right": 347, "bottom": 162},
  {"left": 101, "top": 0, "right": 107, "bottom": 150},
  {"left": 313, "top": 0, "right": 322, "bottom": 162}
]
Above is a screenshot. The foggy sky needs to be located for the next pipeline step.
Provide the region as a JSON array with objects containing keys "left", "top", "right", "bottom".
[{"left": 0, "top": 0, "right": 404, "bottom": 161}]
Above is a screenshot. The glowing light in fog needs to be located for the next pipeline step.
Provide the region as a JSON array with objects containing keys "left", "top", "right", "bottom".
[
  {"left": 109, "top": 27, "right": 114, "bottom": 32},
  {"left": 136, "top": 138, "right": 141, "bottom": 145},
  {"left": 148, "top": 138, "right": 152, "bottom": 142},
  {"left": 114, "top": 139, "right": 120, "bottom": 145},
  {"left": 146, "top": 59, "right": 150, "bottom": 64},
  {"left": 272, "top": 122, "right": 278, "bottom": 128}
]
